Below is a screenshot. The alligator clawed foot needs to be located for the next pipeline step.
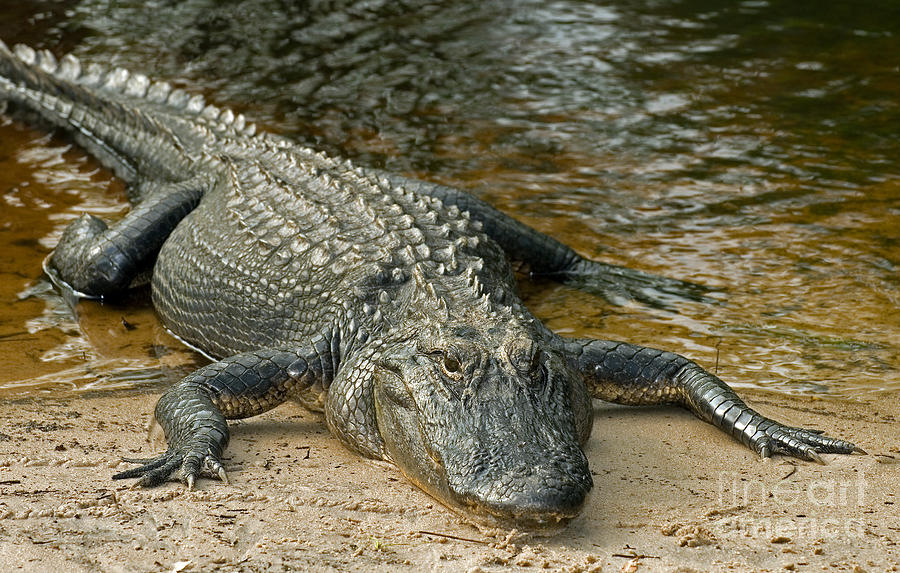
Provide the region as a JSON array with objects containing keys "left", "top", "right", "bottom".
[
  {"left": 201, "top": 456, "right": 229, "bottom": 485},
  {"left": 751, "top": 423, "right": 864, "bottom": 464},
  {"left": 562, "top": 260, "right": 722, "bottom": 309},
  {"left": 113, "top": 449, "right": 229, "bottom": 488}
]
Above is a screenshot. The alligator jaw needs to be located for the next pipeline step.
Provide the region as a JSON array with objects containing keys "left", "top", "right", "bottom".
[
  {"left": 460, "top": 491, "right": 590, "bottom": 531},
  {"left": 399, "top": 464, "right": 590, "bottom": 531}
]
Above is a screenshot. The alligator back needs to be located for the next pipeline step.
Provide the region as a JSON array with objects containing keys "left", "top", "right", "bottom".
[
  {"left": 0, "top": 41, "right": 522, "bottom": 360},
  {"left": 151, "top": 145, "right": 515, "bottom": 358}
]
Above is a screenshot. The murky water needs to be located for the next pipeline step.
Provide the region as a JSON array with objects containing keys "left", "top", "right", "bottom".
[{"left": 1, "top": 0, "right": 898, "bottom": 398}]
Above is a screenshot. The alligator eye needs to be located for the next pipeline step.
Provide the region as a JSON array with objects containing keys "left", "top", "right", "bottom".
[
  {"left": 425, "top": 349, "right": 463, "bottom": 380},
  {"left": 442, "top": 354, "right": 461, "bottom": 376},
  {"left": 510, "top": 342, "right": 541, "bottom": 376}
]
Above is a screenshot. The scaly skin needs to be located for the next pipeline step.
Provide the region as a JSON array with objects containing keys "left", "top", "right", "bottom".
[{"left": 0, "top": 41, "right": 862, "bottom": 527}]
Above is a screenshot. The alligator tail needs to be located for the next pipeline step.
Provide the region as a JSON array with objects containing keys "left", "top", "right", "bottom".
[
  {"left": 0, "top": 40, "right": 170, "bottom": 181},
  {"left": 0, "top": 41, "right": 256, "bottom": 185}
]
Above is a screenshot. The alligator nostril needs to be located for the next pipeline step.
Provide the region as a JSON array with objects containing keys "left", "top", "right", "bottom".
[
  {"left": 504, "top": 480, "right": 589, "bottom": 519},
  {"left": 476, "top": 462, "right": 592, "bottom": 522}
]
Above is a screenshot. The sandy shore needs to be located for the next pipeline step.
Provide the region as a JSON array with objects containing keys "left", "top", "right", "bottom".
[{"left": 0, "top": 388, "right": 896, "bottom": 572}]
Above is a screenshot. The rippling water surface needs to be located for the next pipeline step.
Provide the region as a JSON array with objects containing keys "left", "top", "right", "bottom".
[{"left": 0, "top": 0, "right": 898, "bottom": 397}]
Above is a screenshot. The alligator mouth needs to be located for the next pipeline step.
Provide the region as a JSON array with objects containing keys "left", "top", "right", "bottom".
[
  {"left": 444, "top": 478, "right": 591, "bottom": 530},
  {"left": 451, "top": 493, "right": 589, "bottom": 532},
  {"left": 392, "top": 454, "right": 590, "bottom": 531},
  {"left": 430, "top": 448, "right": 593, "bottom": 530}
]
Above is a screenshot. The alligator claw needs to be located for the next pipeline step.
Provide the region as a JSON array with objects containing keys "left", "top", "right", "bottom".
[
  {"left": 201, "top": 455, "right": 229, "bottom": 485},
  {"left": 113, "top": 449, "right": 229, "bottom": 489},
  {"left": 562, "top": 260, "right": 722, "bottom": 310},
  {"left": 750, "top": 422, "right": 862, "bottom": 464},
  {"left": 806, "top": 450, "right": 825, "bottom": 465}
]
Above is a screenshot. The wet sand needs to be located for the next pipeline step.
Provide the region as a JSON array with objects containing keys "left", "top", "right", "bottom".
[{"left": 0, "top": 388, "right": 896, "bottom": 572}]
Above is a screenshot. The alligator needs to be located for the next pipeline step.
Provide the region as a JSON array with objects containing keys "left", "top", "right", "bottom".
[{"left": 0, "top": 41, "right": 862, "bottom": 526}]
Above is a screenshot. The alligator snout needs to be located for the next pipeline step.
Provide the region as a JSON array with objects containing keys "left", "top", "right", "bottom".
[
  {"left": 478, "top": 469, "right": 591, "bottom": 524},
  {"left": 448, "top": 445, "right": 593, "bottom": 525}
]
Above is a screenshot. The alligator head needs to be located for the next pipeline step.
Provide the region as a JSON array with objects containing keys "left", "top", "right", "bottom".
[{"left": 370, "top": 317, "right": 594, "bottom": 527}]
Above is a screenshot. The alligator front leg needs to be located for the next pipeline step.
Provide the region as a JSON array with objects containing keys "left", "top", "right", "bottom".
[
  {"left": 50, "top": 175, "right": 208, "bottom": 297},
  {"left": 372, "top": 171, "right": 713, "bottom": 307},
  {"left": 113, "top": 341, "right": 334, "bottom": 487},
  {"left": 564, "top": 338, "right": 863, "bottom": 461}
]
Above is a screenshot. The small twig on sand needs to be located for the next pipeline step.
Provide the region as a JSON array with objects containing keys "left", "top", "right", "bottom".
[
  {"left": 418, "top": 530, "right": 488, "bottom": 545},
  {"left": 610, "top": 548, "right": 661, "bottom": 559}
]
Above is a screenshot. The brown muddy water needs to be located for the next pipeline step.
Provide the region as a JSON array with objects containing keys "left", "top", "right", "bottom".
[{"left": 0, "top": 0, "right": 898, "bottom": 399}]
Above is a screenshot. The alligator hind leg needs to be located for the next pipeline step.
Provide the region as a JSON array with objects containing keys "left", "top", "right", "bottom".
[
  {"left": 50, "top": 174, "right": 209, "bottom": 297},
  {"left": 374, "top": 171, "right": 714, "bottom": 307},
  {"left": 563, "top": 338, "right": 864, "bottom": 461},
  {"left": 114, "top": 339, "right": 335, "bottom": 488}
]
